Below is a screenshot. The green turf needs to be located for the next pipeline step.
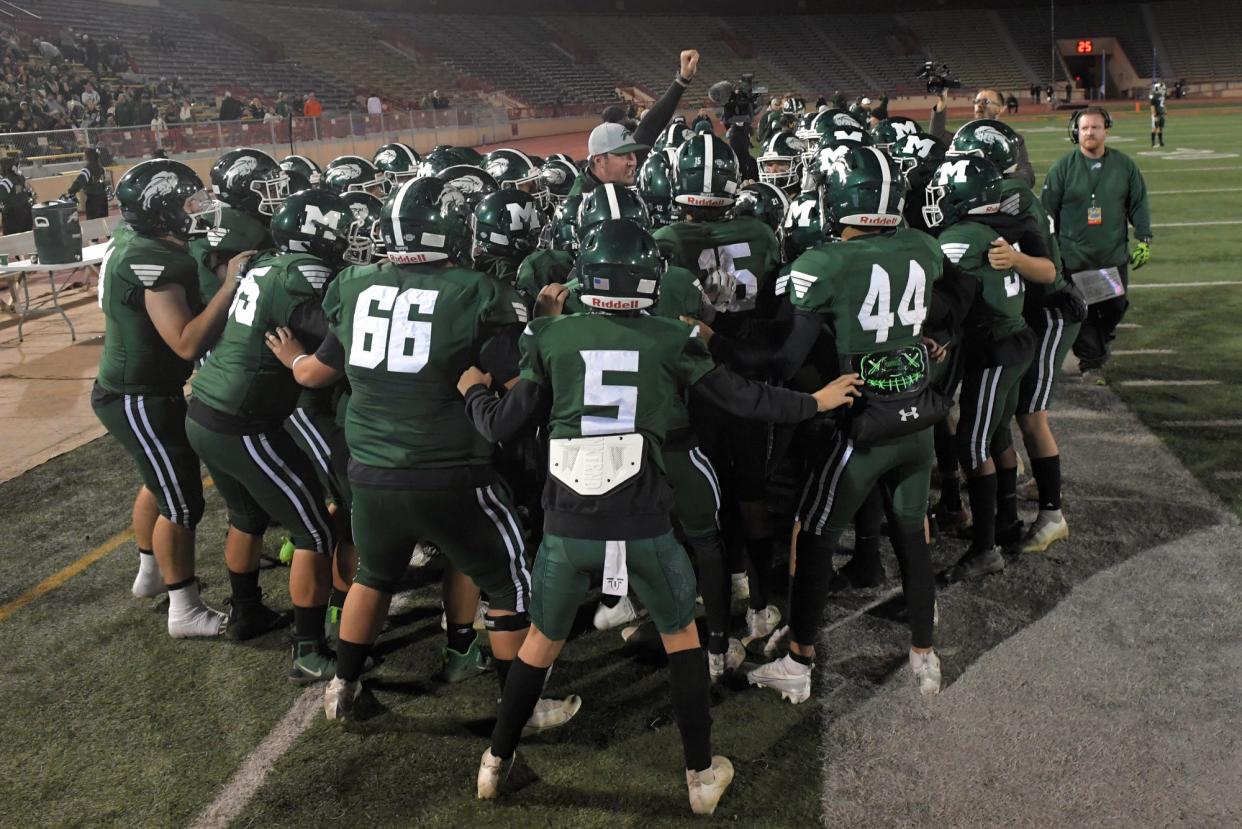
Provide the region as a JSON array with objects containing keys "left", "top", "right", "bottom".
[{"left": 1, "top": 106, "right": 1239, "bottom": 828}]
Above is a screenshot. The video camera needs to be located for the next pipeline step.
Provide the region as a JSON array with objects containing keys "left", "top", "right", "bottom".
[
  {"left": 710, "top": 73, "right": 766, "bottom": 126},
  {"left": 916, "top": 61, "right": 962, "bottom": 94}
]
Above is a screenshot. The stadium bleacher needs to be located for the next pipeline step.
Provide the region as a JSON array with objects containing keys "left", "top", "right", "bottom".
[{"left": 1149, "top": 0, "right": 1242, "bottom": 81}]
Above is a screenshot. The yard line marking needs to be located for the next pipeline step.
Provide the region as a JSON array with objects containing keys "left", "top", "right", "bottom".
[
  {"left": 1110, "top": 349, "right": 1175, "bottom": 355},
  {"left": 1148, "top": 187, "right": 1242, "bottom": 195},
  {"left": 1116, "top": 323, "right": 1142, "bottom": 329},
  {"left": 1130, "top": 281, "right": 1242, "bottom": 288},
  {"left": 1161, "top": 419, "right": 1242, "bottom": 428},
  {"left": 1213, "top": 471, "right": 1242, "bottom": 481},
  {"left": 1150, "top": 220, "right": 1242, "bottom": 227},
  {"left": 189, "top": 687, "right": 322, "bottom": 829},
  {"left": 0, "top": 478, "right": 214, "bottom": 623},
  {"left": 1116, "top": 379, "right": 1221, "bottom": 387}
]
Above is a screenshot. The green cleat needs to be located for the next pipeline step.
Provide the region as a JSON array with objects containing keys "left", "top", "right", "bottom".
[
  {"left": 325, "top": 605, "right": 342, "bottom": 649},
  {"left": 289, "top": 638, "right": 337, "bottom": 685},
  {"left": 439, "top": 637, "right": 490, "bottom": 684},
  {"left": 278, "top": 536, "right": 295, "bottom": 566}
]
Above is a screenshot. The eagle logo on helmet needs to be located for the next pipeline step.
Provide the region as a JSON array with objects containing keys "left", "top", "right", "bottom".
[
  {"left": 446, "top": 174, "right": 487, "bottom": 195},
  {"left": 975, "top": 126, "right": 1008, "bottom": 147},
  {"left": 485, "top": 158, "right": 510, "bottom": 179},
  {"left": 542, "top": 166, "right": 568, "bottom": 185},
  {"left": 348, "top": 202, "right": 369, "bottom": 222},
  {"left": 224, "top": 155, "right": 258, "bottom": 188},
  {"left": 139, "top": 171, "right": 180, "bottom": 209},
  {"left": 834, "top": 113, "right": 861, "bottom": 128},
  {"left": 327, "top": 163, "right": 361, "bottom": 183},
  {"left": 787, "top": 136, "right": 808, "bottom": 153},
  {"left": 436, "top": 184, "right": 467, "bottom": 212},
  {"left": 375, "top": 149, "right": 397, "bottom": 166}
]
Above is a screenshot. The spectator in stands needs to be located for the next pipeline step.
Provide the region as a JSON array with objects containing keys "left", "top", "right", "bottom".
[
  {"left": 83, "top": 34, "right": 98, "bottom": 74},
  {"left": 80, "top": 82, "right": 99, "bottom": 111},
  {"left": 1006, "top": 93, "right": 1018, "bottom": 114},
  {"left": 757, "top": 97, "right": 782, "bottom": 143},
  {"left": 114, "top": 92, "right": 133, "bottom": 127},
  {"left": 832, "top": 89, "right": 847, "bottom": 110},
  {"left": 178, "top": 98, "right": 193, "bottom": 124},
  {"left": 930, "top": 87, "right": 1034, "bottom": 187},
  {"left": 219, "top": 91, "right": 243, "bottom": 121},
  {"left": 151, "top": 109, "right": 167, "bottom": 148},
  {"left": 431, "top": 89, "right": 450, "bottom": 109},
  {"left": 135, "top": 95, "right": 156, "bottom": 127},
  {"left": 570, "top": 48, "right": 700, "bottom": 197},
  {"left": 247, "top": 97, "right": 266, "bottom": 119},
  {"left": 274, "top": 92, "right": 290, "bottom": 119},
  {"left": 367, "top": 93, "right": 382, "bottom": 116},
  {"left": 303, "top": 92, "right": 322, "bottom": 118},
  {"left": 36, "top": 39, "right": 62, "bottom": 63}
]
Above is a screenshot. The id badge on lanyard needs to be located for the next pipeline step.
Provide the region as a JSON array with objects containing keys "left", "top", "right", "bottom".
[{"left": 1087, "top": 203, "right": 1103, "bottom": 225}]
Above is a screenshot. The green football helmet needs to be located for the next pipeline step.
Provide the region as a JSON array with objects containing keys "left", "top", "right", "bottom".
[
  {"left": 339, "top": 192, "right": 383, "bottom": 265},
  {"left": 672, "top": 133, "right": 739, "bottom": 210},
  {"left": 548, "top": 152, "right": 576, "bottom": 167},
  {"left": 269, "top": 188, "right": 352, "bottom": 266},
  {"left": 543, "top": 193, "right": 583, "bottom": 252},
  {"left": 447, "top": 146, "right": 484, "bottom": 167},
  {"left": 372, "top": 142, "right": 422, "bottom": 193},
  {"left": 471, "top": 189, "right": 543, "bottom": 263},
  {"left": 923, "top": 155, "right": 1003, "bottom": 229},
  {"left": 116, "top": 159, "right": 218, "bottom": 240},
  {"left": 637, "top": 148, "right": 678, "bottom": 229},
  {"left": 781, "top": 190, "right": 827, "bottom": 261},
  {"left": 434, "top": 164, "right": 499, "bottom": 209},
  {"left": 819, "top": 145, "right": 906, "bottom": 233},
  {"left": 887, "top": 132, "right": 948, "bottom": 175},
  {"left": 280, "top": 155, "right": 322, "bottom": 193},
  {"left": 814, "top": 109, "right": 866, "bottom": 143},
  {"left": 323, "top": 155, "right": 385, "bottom": 196},
  {"left": 483, "top": 149, "right": 542, "bottom": 192},
  {"left": 783, "top": 97, "right": 806, "bottom": 116},
  {"left": 730, "top": 181, "right": 790, "bottom": 233},
  {"left": 380, "top": 177, "right": 471, "bottom": 264},
  {"left": 652, "top": 122, "right": 695, "bottom": 154},
  {"left": 210, "top": 148, "right": 288, "bottom": 218},
  {"left": 576, "top": 218, "right": 664, "bottom": 312},
  {"left": 870, "top": 117, "right": 922, "bottom": 152},
  {"left": 539, "top": 159, "right": 577, "bottom": 207},
  {"left": 577, "top": 182, "right": 650, "bottom": 237},
  {"left": 416, "top": 146, "right": 459, "bottom": 179},
  {"left": 950, "top": 119, "right": 1020, "bottom": 176},
  {"left": 758, "top": 130, "right": 809, "bottom": 193}
]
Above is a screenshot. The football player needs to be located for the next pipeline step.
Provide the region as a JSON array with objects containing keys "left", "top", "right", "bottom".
[
  {"left": 435, "top": 164, "right": 499, "bottom": 210},
  {"left": 322, "top": 155, "right": 386, "bottom": 198},
  {"left": 1150, "top": 81, "right": 1167, "bottom": 147},
  {"left": 636, "top": 148, "right": 679, "bottom": 229},
  {"left": 93, "top": 160, "right": 241, "bottom": 637},
  {"left": 459, "top": 218, "right": 860, "bottom": 813},
  {"left": 757, "top": 129, "right": 809, "bottom": 197},
  {"left": 371, "top": 141, "right": 421, "bottom": 193},
  {"left": 280, "top": 155, "right": 322, "bottom": 193}
]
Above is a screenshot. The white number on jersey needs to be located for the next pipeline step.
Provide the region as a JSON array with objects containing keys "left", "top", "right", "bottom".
[
  {"left": 580, "top": 349, "right": 639, "bottom": 435},
  {"left": 856, "top": 260, "right": 928, "bottom": 344},
  {"left": 227, "top": 266, "right": 269, "bottom": 327},
  {"left": 348, "top": 284, "right": 438, "bottom": 373},
  {"left": 1003, "top": 273, "right": 1024, "bottom": 298},
  {"left": 697, "top": 243, "right": 757, "bottom": 313}
]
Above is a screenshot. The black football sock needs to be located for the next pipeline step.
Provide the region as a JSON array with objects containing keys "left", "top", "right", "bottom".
[
  {"left": 851, "top": 489, "right": 884, "bottom": 575},
  {"left": 789, "top": 530, "right": 835, "bottom": 645},
  {"left": 892, "top": 528, "right": 935, "bottom": 648},
  {"left": 1031, "top": 455, "right": 1062, "bottom": 512},
  {"left": 1151, "top": 132, "right": 1156, "bottom": 146},
  {"left": 744, "top": 535, "right": 774, "bottom": 610},
  {"left": 667, "top": 648, "right": 713, "bottom": 772},
  {"left": 494, "top": 657, "right": 512, "bottom": 695},
  {"left": 328, "top": 586, "right": 348, "bottom": 612},
  {"left": 686, "top": 534, "right": 729, "bottom": 654},
  {"left": 228, "top": 568, "right": 261, "bottom": 602},
  {"left": 293, "top": 604, "right": 327, "bottom": 642},
  {"left": 490, "top": 657, "right": 549, "bottom": 760},
  {"left": 598, "top": 592, "right": 620, "bottom": 609},
  {"left": 967, "top": 473, "right": 998, "bottom": 551},
  {"left": 336, "top": 638, "right": 370, "bottom": 682},
  {"left": 447, "top": 624, "right": 476, "bottom": 654},
  {"left": 934, "top": 421, "right": 961, "bottom": 510},
  {"left": 996, "top": 466, "right": 1018, "bottom": 528}
]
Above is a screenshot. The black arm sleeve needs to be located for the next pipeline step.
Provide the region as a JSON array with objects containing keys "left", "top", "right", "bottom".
[
  {"left": 633, "top": 78, "right": 690, "bottom": 149},
  {"left": 1013, "top": 135, "right": 1037, "bottom": 189},
  {"left": 463, "top": 379, "right": 546, "bottom": 444},
  {"left": 312, "top": 330, "right": 345, "bottom": 373},
  {"left": 926, "top": 267, "right": 976, "bottom": 344},
  {"left": 690, "top": 365, "right": 817, "bottom": 424},
  {"left": 1016, "top": 219, "right": 1049, "bottom": 259},
  {"left": 478, "top": 327, "right": 521, "bottom": 387},
  {"left": 66, "top": 170, "right": 88, "bottom": 196},
  {"left": 706, "top": 307, "right": 822, "bottom": 382},
  {"left": 288, "top": 301, "right": 328, "bottom": 353}
]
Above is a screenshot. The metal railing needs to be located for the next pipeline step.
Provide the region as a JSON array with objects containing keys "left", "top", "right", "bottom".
[{"left": 0, "top": 107, "right": 514, "bottom": 167}]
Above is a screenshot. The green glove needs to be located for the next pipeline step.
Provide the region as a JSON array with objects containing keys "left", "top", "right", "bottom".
[{"left": 1130, "top": 240, "right": 1151, "bottom": 269}]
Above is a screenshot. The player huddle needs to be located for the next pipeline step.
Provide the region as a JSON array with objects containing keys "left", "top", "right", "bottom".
[{"left": 93, "top": 106, "right": 1082, "bottom": 815}]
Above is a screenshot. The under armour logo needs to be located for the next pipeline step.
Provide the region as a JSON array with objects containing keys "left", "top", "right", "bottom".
[
  {"left": 899, "top": 407, "right": 920, "bottom": 422},
  {"left": 604, "top": 578, "right": 625, "bottom": 591}
]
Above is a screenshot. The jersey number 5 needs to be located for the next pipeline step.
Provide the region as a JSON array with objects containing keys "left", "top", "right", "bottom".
[
  {"left": 580, "top": 349, "right": 639, "bottom": 435},
  {"left": 349, "top": 284, "right": 438, "bottom": 373},
  {"left": 857, "top": 261, "right": 927, "bottom": 344}
]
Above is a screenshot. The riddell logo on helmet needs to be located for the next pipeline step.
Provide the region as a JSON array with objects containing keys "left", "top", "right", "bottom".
[
  {"left": 586, "top": 297, "right": 643, "bottom": 310},
  {"left": 851, "top": 214, "right": 902, "bottom": 226},
  {"left": 680, "top": 195, "right": 731, "bottom": 207}
]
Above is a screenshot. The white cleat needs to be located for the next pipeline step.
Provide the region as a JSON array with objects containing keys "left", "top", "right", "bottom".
[
  {"left": 730, "top": 572, "right": 750, "bottom": 605},
  {"left": 687, "top": 755, "right": 735, "bottom": 815},
  {"left": 323, "top": 676, "right": 362, "bottom": 720},
  {"left": 522, "top": 695, "right": 582, "bottom": 736},
  {"left": 708, "top": 638, "right": 747, "bottom": 682},
  {"left": 473, "top": 599, "right": 490, "bottom": 632},
  {"left": 1019, "top": 509, "right": 1069, "bottom": 554},
  {"left": 167, "top": 603, "right": 226, "bottom": 639},
  {"left": 910, "top": 649, "right": 942, "bottom": 696},
  {"left": 593, "top": 595, "right": 645, "bottom": 631},
  {"left": 477, "top": 748, "right": 515, "bottom": 799},
  {"left": 747, "top": 654, "right": 811, "bottom": 704},
  {"left": 131, "top": 566, "right": 164, "bottom": 599},
  {"left": 744, "top": 605, "right": 781, "bottom": 643},
  {"left": 409, "top": 541, "right": 441, "bottom": 569}
]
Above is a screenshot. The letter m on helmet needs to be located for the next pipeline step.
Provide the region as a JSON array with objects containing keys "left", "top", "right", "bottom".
[{"left": 938, "top": 159, "right": 971, "bottom": 185}]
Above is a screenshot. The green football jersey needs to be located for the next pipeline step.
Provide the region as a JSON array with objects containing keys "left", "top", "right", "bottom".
[
  {"left": 519, "top": 312, "right": 714, "bottom": 454},
  {"left": 191, "top": 251, "right": 333, "bottom": 424},
  {"left": 326, "top": 261, "right": 525, "bottom": 470},
  {"left": 654, "top": 216, "right": 781, "bottom": 316},
  {"left": 96, "top": 233, "right": 203, "bottom": 395},
  {"left": 651, "top": 266, "right": 707, "bottom": 434},
  {"left": 1000, "top": 179, "right": 1065, "bottom": 308},
  {"left": 515, "top": 249, "right": 586, "bottom": 315},
  {"left": 938, "top": 221, "right": 1028, "bottom": 341},
  {"left": 789, "top": 227, "right": 944, "bottom": 355},
  {"left": 190, "top": 206, "right": 273, "bottom": 303}
]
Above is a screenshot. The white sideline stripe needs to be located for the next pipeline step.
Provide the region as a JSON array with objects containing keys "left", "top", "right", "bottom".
[
  {"left": 1151, "top": 220, "right": 1242, "bottom": 227},
  {"left": 1161, "top": 419, "right": 1242, "bottom": 428},
  {"left": 1130, "top": 281, "right": 1242, "bottom": 288},
  {"left": 1213, "top": 471, "right": 1242, "bottom": 481},
  {"left": 1110, "top": 349, "right": 1175, "bottom": 355},
  {"left": 1116, "top": 379, "right": 1221, "bottom": 387},
  {"left": 1148, "top": 187, "right": 1242, "bottom": 195},
  {"left": 1116, "top": 323, "right": 1142, "bottom": 329},
  {"left": 189, "top": 687, "right": 322, "bottom": 829}
]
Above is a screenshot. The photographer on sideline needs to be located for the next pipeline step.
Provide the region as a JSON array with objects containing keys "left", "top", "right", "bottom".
[
  {"left": 571, "top": 49, "right": 701, "bottom": 196},
  {"left": 929, "top": 86, "right": 1035, "bottom": 187}
]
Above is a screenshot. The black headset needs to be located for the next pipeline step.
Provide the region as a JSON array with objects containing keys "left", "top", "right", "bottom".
[{"left": 1068, "top": 107, "right": 1113, "bottom": 144}]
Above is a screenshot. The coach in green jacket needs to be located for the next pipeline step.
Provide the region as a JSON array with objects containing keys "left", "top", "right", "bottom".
[{"left": 1042, "top": 107, "right": 1152, "bottom": 373}]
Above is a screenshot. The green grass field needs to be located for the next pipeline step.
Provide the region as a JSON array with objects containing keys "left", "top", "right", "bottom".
[{"left": 1, "top": 104, "right": 1239, "bottom": 829}]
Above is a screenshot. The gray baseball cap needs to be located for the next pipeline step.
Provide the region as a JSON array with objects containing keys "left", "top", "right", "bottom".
[{"left": 587, "top": 122, "right": 647, "bottom": 158}]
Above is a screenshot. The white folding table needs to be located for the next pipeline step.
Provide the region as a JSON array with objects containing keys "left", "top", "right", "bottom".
[{"left": 0, "top": 241, "right": 109, "bottom": 341}]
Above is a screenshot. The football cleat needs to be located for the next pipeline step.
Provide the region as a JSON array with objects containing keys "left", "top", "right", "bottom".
[
  {"left": 477, "top": 748, "right": 516, "bottom": 799},
  {"left": 593, "top": 595, "right": 645, "bottom": 631},
  {"left": 687, "top": 755, "right": 735, "bottom": 815},
  {"left": 708, "top": 639, "right": 747, "bottom": 682},
  {"left": 225, "top": 593, "right": 289, "bottom": 642},
  {"left": 934, "top": 501, "right": 972, "bottom": 535},
  {"left": 289, "top": 638, "right": 337, "bottom": 684},
  {"left": 944, "top": 546, "right": 1005, "bottom": 582},
  {"left": 996, "top": 519, "right": 1024, "bottom": 549},
  {"left": 410, "top": 541, "right": 441, "bottom": 569},
  {"left": 440, "top": 637, "right": 490, "bottom": 684},
  {"left": 323, "top": 675, "right": 361, "bottom": 721},
  {"left": 910, "top": 649, "right": 942, "bottom": 696},
  {"left": 1017, "top": 477, "right": 1040, "bottom": 502},
  {"left": 167, "top": 602, "right": 227, "bottom": 639},
  {"left": 730, "top": 572, "right": 750, "bottom": 605},
  {"left": 1020, "top": 510, "right": 1069, "bottom": 553},
  {"left": 744, "top": 605, "right": 782, "bottom": 643},
  {"left": 522, "top": 695, "right": 583, "bottom": 736},
  {"left": 747, "top": 654, "right": 812, "bottom": 704},
  {"left": 828, "top": 556, "right": 886, "bottom": 592}
]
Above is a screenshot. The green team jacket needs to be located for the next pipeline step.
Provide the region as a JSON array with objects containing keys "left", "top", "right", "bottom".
[{"left": 1040, "top": 147, "right": 1151, "bottom": 272}]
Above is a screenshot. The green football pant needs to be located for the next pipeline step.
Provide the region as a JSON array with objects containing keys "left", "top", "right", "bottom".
[
  {"left": 184, "top": 418, "right": 336, "bottom": 555},
  {"left": 956, "top": 357, "right": 1032, "bottom": 471},
  {"left": 350, "top": 481, "right": 530, "bottom": 609},
  {"left": 664, "top": 445, "right": 721, "bottom": 539},
  {"left": 92, "top": 387, "right": 204, "bottom": 528},
  {"left": 1019, "top": 308, "right": 1082, "bottom": 414},
  {"left": 285, "top": 406, "right": 351, "bottom": 513},
  {"left": 796, "top": 427, "right": 934, "bottom": 537},
  {"left": 530, "top": 532, "right": 698, "bottom": 641}
]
